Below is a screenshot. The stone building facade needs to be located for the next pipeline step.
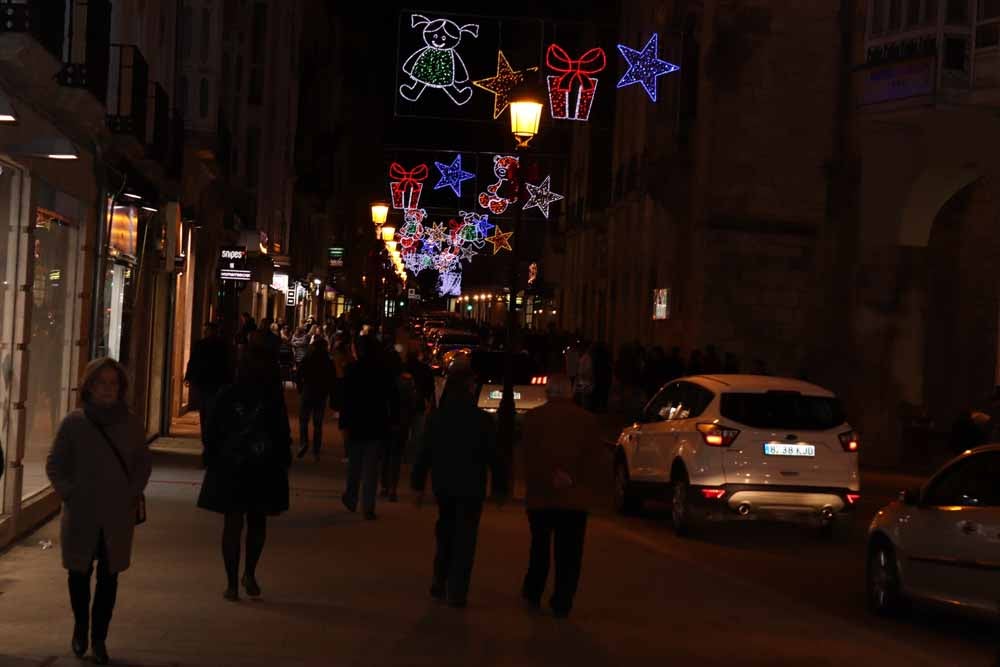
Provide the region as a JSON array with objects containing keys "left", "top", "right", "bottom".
[{"left": 550, "top": 0, "right": 849, "bottom": 376}]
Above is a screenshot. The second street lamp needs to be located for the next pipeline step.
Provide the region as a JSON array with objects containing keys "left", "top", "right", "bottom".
[{"left": 497, "top": 77, "right": 546, "bottom": 494}]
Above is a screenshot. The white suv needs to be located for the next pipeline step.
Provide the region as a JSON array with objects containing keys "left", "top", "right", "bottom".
[{"left": 613, "top": 375, "right": 861, "bottom": 535}]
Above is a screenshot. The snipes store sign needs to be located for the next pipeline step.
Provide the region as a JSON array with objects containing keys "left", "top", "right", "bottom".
[{"left": 219, "top": 246, "right": 251, "bottom": 282}]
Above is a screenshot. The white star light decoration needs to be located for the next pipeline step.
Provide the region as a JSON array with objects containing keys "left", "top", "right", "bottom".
[{"left": 523, "top": 175, "right": 564, "bottom": 219}]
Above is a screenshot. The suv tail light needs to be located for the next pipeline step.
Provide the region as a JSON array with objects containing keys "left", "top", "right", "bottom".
[
  {"left": 838, "top": 430, "right": 860, "bottom": 453},
  {"left": 530, "top": 376, "right": 548, "bottom": 385},
  {"left": 696, "top": 423, "right": 740, "bottom": 447}
]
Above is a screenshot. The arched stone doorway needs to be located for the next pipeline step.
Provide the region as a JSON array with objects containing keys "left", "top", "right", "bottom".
[{"left": 893, "top": 172, "right": 1000, "bottom": 444}]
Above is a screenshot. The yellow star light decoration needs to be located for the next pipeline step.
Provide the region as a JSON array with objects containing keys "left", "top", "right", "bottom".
[
  {"left": 473, "top": 51, "right": 539, "bottom": 120},
  {"left": 486, "top": 227, "right": 513, "bottom": 254}
]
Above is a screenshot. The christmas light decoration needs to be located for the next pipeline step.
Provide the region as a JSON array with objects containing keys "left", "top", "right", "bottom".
[
  {"left": 460, "top": 244, "right": 478, "bottom": 262},
  {"left": 400, "top": 14, "right": 480, "bottom": 106},
  {"left": 426, "top": 221, "right": 447, "bottom": 245},
  {"left": 433, "top": 154, "right": 475, "bottom": 198},
  {"left": 389, "top": 163, "right": 429, "bottom": 210},
  {"left": 404, "top": 252, "right": 425, "bottom": 274},
  {"left": 617, "top": 34, "right": 679, "bottom": 103},
  {"left": 461, "top": 210, "right": 494, "bottom": 240},
  {"left": 478, "top": 155, "right": 520, "bottom": 215},
  {"left": 486, "top": 226, "right": 513, "bottom": 254},
  {"left": 399, "top": 208, "right": 427, "bottom": 241},
  {"left": 545, "top": 44, "right": 606, "bottom": 122},
  {"left": 438, "top": 270, "right": 462, "bottom": 297},
  {"left": 523, "top": 175, "right": 564, "bottom": 219},
  {"left": 473, "top": 50, "right": 539, "bottom": 119}
]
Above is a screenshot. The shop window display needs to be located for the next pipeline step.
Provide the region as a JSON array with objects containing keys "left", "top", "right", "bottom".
[
  {"left": 22, "top": 185, "right": 82, "bottom": 500},
  {"left": 0, "top": 164, "right": 24, "bottom": 512}
]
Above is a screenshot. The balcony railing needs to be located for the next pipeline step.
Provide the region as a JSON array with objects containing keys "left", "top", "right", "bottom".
[
  {"left": 107, "top": 43, "right": 148, "bottom": 142},
  {"left": 0, "top": 0, "right": 65, "bottom": 61},
  {"left": 57, "top": 0, "right": 111, "bottom": 102},
  {"left": 0, "top": 1, "right": 111, "bottom": 102}
]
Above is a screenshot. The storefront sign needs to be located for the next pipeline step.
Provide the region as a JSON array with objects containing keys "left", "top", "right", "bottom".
[
  {"left": 858, "top": 57, "right": 934, "bottom": 107},
  {"left": 653, "top": 288, "right": 671, "bottom": 320},
  {"left": 328, "top": 246, "right": 345, "bottom": 268},
  {"left": 219, "top": 246, "right": 251, "bottom": 282},
  {"left": 286, "top": 282, "right": 298, "bottom": 307},
  {"left": 109, "top": 205, "right": 138, "bottom": 257}
]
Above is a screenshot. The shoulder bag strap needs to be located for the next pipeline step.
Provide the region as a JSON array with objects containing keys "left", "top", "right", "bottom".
[{"left": 86, "top": 416, "right": 131, "bottom": 482}]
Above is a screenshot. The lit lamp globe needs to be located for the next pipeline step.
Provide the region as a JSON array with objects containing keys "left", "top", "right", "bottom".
[
  {"left": 371, "top": 201, "right": 389, "bottom": 239},
  {"left": 381, "top": 224, "right": 396, "bottom": 243},
  {"left": 509, "top": 77, "right": 545, "bottom": 149},
  {"left": 371, "top": 202, "right": 389, "bottom": 225}
]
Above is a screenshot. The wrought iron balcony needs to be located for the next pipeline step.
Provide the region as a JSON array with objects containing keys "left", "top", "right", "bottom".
[
  {"left": 107, "top": 43, "right": 148, "bottom": 142},
  {"left": 0, "top": 0, "right": 64, "bottom": 60},
  {"left": 0, "top": 0, "right": 111, "bottom": 101}
]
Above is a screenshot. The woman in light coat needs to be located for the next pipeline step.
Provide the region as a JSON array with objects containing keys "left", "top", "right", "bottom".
[{"left": 46, "top": 357, "right": 152, "bottom": 665}]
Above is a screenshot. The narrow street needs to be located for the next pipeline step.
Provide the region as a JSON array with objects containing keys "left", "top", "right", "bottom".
[{"left": 0, "top": 405, "right": 995, "bottom": 667}]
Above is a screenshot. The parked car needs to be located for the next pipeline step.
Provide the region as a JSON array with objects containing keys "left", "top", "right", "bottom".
[
  {"left": 613, "top": 375, "right": 861, "bottom": 536},
  {"left": 866, "top": 445, "right": 1000, "bottom": 619},
  {"left": 429, "top": 329, "right": 482, "bottom": 371}
]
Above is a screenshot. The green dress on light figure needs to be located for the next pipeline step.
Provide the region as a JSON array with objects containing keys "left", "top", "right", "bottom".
[{"left": 404, "top": 48, "right": 459, "bottom": 88}]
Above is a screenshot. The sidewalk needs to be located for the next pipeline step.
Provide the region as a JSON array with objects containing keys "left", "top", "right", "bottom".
[{"left": 0, "top": 401, "right": 965, "bottom": 667}]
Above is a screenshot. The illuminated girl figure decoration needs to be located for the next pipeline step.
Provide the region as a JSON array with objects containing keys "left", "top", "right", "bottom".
[{"left": 400, "top": 14, "right": 480, "bottom": 106}]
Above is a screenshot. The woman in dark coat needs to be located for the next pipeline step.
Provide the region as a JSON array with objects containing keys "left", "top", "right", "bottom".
[
  {"left": 46, "top": 357, "right": 152, "bottom": 665},
  {"left": 198, "top": 334, "right": 292, "bottom": 601}
]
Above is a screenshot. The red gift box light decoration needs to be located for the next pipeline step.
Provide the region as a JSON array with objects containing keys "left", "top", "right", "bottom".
[
  {"left": 545, "top": 44, "right": 607, "bottom": 122},
  {"left": 388, "top": 162, "right": 429, "bottom": 210}
]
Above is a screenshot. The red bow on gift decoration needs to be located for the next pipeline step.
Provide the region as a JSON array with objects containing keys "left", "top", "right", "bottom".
[
  {"left": 546, "top": 44, "right": 607, "bottom": 92},
  {"left": 389, "top": 162, "right": 429, "bottom": 187}
]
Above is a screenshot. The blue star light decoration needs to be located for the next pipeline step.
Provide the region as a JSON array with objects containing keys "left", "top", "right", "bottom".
[
  {"left": 523, "top": 175, "right": 565, "bottom": 219},
  {"left": 616, "top": 33, "right": 679, "bottom": 103},
  {"left": 433, "top": 154, "right": 475, "bottom": 198}
]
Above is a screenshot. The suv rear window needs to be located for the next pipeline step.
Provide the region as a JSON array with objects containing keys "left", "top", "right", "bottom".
[
  {"left": 720, "top": 391, "right": 846, "bottom": 430},
  {"left": 470, "top": 351, "right": 539, "bottom": 384}
]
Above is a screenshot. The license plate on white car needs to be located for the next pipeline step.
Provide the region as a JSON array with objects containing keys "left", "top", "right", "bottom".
[{"left": 763, "top": 443, "right": 816, "bottom": 457}]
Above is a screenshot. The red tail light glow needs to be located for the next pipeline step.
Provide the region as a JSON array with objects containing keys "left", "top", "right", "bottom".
[
  {"left": 696, "top": 423, "right": 740, "bottom": 447},
  {"left": 838, "top": 430, "right": 860, "bottom": 453},
  {"left": 530, "top": 376, "right": 549, "bottom": 386},
  {"left": 700, "top": 488, "right": 727, "bottom": 500},
  {"left": 846, "top": 493, "right": 860, "bottom": 505}
]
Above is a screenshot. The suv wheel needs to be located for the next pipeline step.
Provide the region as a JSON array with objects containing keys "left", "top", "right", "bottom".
[
  {"left": 671, "top": 471, "right": 695, "bottom": 536},
  {"left": 614, "top": 459, "right": 641, "bottom": 515},
  {"left": 866, "top": 539, "right": 904, "bottom": 616}
]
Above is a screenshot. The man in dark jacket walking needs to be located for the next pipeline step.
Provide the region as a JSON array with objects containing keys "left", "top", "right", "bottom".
[
  {"left": 339, "top": 335, "right": 398, "bottom": 519},
  {"left": 411, "top": 366, "right": 507, "bottom": 608},
  {"left": 297, "top": 338, "right": 334, "bottom": 461},
  {"left": 185, "top": 322, "right": 234, "bottom": 447},
  {"left": 520, "top": 375, "right": 612, "bottom": 618}
]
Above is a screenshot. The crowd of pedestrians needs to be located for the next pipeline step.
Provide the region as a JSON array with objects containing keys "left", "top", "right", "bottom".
[{"left": 42, "top": 311, "right": 618, "bottom": 663}]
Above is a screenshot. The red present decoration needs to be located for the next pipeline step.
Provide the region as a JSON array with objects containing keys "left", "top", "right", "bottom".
[
  {"left": 388, "top": 163, "right": 429, "bottom": 210},
  {"left": 545, "top": 44, "right": 606, "bottom": 122}
]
